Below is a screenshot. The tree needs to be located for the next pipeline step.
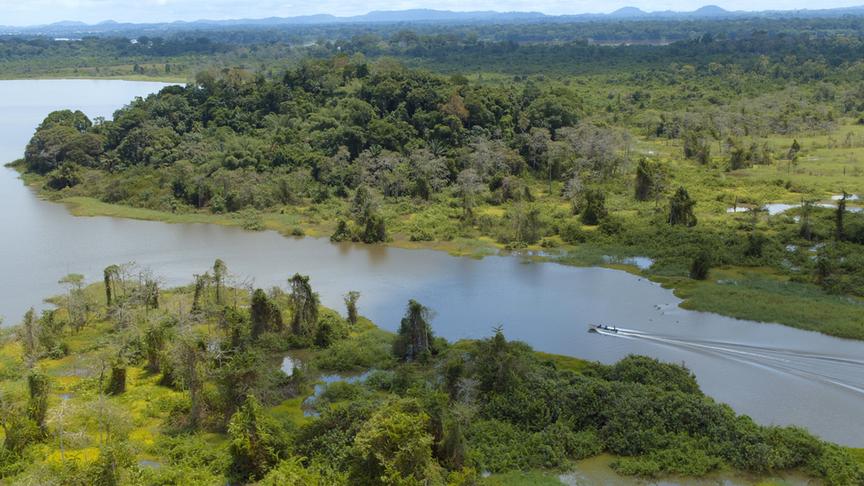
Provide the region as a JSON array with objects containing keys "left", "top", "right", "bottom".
[
  {"left": 250, "top": 289, "right": 283, "bottom": 338},
  {"left": 344, "top": 291, "right": 361, "bottom": 326},
  {"left": 669, "top": 187, "right": 697, "bottom": 227},
  {"left": 105, "top": 366, "right": 127, "bottom": 395},
  {"left": 799, "top": 200, "right": 815, "bottom": 241},
  {"left": 836, "top": 192, "right": 847, "bottom": 241},
  {"left": 228, "top": 395, "right": 290, "bottom": 482},
  {"left": 361, "top": 212, "right": 387, "bottom": 244},
  {"left": 393, "top": 300, "right": 435, "bottom": 362},
  {"left": 192, "top": 273, "right": 210, "bottom": 313},
  {"left": 634, "top": 158, "right": 654, "bottom": 201},
  {"left": 143, "top": 320, "right": 169, "bottom": 374},
  {"left": 690, "top": 250, "right": 712, "bottom": 280},
  {"left": 581, "top": 188, "right": 607, "bottom": 225},
  {"left": 213, "top": 259, "right": 228, "bottom": 305},
  {"left": 352, "top": 400, "right": 439, "bottom": 485},
  {"left": 18, "top": 308, "right": 41, "bottom": 364},
  {"left": 58, "top": 273, "right": 88, "bottom": 331},
  {"left": 506, "top": 203, "right": 543, "bottom": 245},
  {"left": 289, "top": 274, "right": 319, "bottom": 336},
  {"left": 456, "top": 169, "right": 483, "bottom": 221},
  {"left": 788, "top": 139, "right": 801, "bottom": 160},
  {"left": 27, "top": 370, "right": 51, "bottom": 435},
  {"left": 171, "top": 332, "right": 207, "bottom": 428}
]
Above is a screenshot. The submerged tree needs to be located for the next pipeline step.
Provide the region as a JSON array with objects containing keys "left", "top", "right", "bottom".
[
  {"left": 393, "top": 300, "right": 435, "bottom": 362},
  {"left": 289, "top": 274, "right": 319, "bottom": 336},
  {"left": 669, "top": 186, "right": 697, "bottom": 227}
]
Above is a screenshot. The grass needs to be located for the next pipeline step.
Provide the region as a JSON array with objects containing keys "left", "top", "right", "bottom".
[{"left": 667, "top": 267, "right": 864, "bottom": 340}]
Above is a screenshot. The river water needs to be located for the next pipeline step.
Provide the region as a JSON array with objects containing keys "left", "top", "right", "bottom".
[{"left": 1, "top": 79, "right": 863, "bottom": 446}]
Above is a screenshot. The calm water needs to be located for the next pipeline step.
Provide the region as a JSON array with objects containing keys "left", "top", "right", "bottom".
[{"left": 1, "top": 80, "right": 863, "bottom": 446}]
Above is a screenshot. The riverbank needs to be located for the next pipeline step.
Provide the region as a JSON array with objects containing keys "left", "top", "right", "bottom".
[
  {"left": 2, "top": 279, "right": 859, "bottom": 485},
  {"left": 20, "top": 172, "right": 864, "bottom": 342}
]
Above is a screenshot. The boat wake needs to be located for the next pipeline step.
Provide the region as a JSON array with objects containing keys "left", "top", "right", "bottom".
[{"left": 592, "top": 327, "right": 864, "bottom": 396}]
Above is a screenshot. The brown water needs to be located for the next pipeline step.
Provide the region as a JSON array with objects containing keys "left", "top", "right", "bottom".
[{"left": 1, "top": 79, "right": 863, "bottom": 447}]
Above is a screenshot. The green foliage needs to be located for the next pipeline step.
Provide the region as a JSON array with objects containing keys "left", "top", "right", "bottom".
[
  {"left": 393, "top": 300, "right": 435, "bottom": 362},
  {"left": 227, "top": 395, "right": 291, "bottom": 482},
  {"left": 289, "top": 274, "right": 319, "bottom": 337},
  {"left": 351, "top": 399, "right": 441, "bottom": 485},
  {"left": 250, "top": 289, "right": 284, "bottom": 338},
  {"left": 668, "top": 187, "right": 697, "bottom": 227},
  {"left": 690, "top": 250, "right": 712, "bottom": 280},
  {"left": 313, "top": 326, "right": 394, "bottom": 371},
  {"left": 580, "top": 189, "right": 607, "bottom": 226},
  {"left": 26, "top": 370, "right": 50, "bottom": 432},
  {"left": 602, "top": 355, "right": 700, "bottom": 394}
]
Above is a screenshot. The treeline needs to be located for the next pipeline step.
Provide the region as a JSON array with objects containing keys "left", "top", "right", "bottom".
[
  {"left": 0, "top": 262, "right": 861, "bottom": 484},
  {"left": 20, "top": 54, "right": 864, "bottom": 305}
]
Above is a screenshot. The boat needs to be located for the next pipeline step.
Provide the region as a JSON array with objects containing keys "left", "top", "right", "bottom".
[{"left": 588, "top": 324, "right": 618, "bottom": 334}]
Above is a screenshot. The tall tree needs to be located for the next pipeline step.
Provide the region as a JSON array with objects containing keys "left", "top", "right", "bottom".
[
  {"left": 581, "top": 188, "right": 607, "bottom": 225},
  {"left": 344, "top": 291, "right": 361, "bottom": 326},
  {"left": 27, "top": 370, "right": 50, "bottom": 435},
  {"left": 289, "top": 274, "right": 319, "bottom": 336},
  {"left": 172, "top": 332, "right": 207, "bottom": 428},
  {"left": 228, "top": 395, "right": 289, "bottom": 482},
  {"left": 213, "top": 259, "right": 228, "bottom": 305},
  {"left": 393, "top": 300, "right": 435, "bottom": 361},
  {"left": 669, "top": 187, "right": 697, "bottom": 227},
  {"left": 836, "top": 192, "right": 847, "bottom": 241},
  {"left": 250, "top": 289, "right": 283, "bottom": 339}
]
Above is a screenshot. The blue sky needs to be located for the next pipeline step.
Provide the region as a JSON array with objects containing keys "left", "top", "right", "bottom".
[{"left": 3, "top": 0, "right": 864, "bottom": 26}]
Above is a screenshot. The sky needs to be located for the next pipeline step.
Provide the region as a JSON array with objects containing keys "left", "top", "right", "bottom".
[{"left": 3, "top": 0, "right": 864, "bottom": 26}]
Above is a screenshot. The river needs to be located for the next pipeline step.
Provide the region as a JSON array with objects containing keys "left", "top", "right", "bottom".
[{"left": 1, "top": 79, "right": 863, "bottom": 446}]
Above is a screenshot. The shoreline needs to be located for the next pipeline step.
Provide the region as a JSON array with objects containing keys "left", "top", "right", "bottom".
[{"left": 11, "top": 164, "right": 862, "bottom": 342}]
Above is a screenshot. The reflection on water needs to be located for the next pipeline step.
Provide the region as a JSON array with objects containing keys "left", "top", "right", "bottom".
[{"left": 2, "top": 80, "right": 864, "bottom": 446}]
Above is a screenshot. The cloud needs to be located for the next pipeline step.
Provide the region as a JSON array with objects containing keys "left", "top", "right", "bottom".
[{"left": 2, "top": 0, "right": 864, "bottom": 26}]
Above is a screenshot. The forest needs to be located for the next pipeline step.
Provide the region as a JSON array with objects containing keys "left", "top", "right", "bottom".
[
  {"left": 15, "top": 33, "right": 864, "bottom": 339},
  {"left": 0, "top": 261, "right": 861, "bottom": 484}
]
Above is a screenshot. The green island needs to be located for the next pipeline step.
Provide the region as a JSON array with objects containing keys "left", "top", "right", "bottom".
[
  {"left": 12, "top": 36, "right": 864, "bottom": 340},
  {"left": 0, "top": 260, "right": 861, "bottom": 485}
]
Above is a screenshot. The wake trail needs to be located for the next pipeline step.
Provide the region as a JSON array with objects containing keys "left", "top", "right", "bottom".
[{"left": 594, "top": 327, "right": 864, "bottom": 396}]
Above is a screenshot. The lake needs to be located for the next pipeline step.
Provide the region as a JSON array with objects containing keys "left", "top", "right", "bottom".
[{"left": 1, "top": 79, "right": 863, "bottom": 446}]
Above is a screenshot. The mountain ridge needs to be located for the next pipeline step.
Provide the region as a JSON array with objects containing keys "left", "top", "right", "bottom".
[{"left": 5, "top": 5, "right": 864, "bottom": 35}]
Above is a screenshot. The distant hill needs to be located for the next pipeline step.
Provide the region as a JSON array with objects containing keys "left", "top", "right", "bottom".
[{"left": 5, "top": 5, "right": 864, "bottom": 36}]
